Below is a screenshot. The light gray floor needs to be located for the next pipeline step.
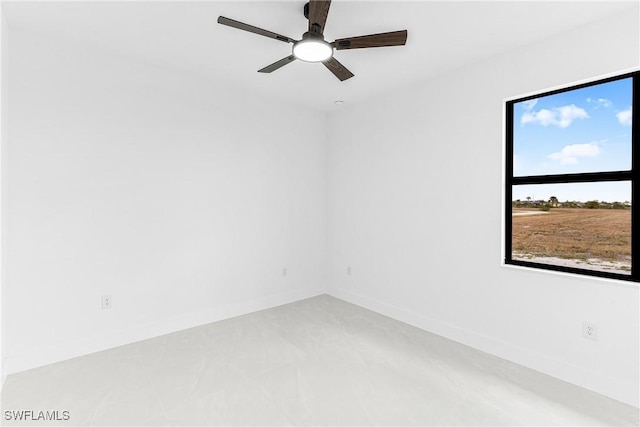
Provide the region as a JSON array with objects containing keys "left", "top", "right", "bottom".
[{"left": 1, "top": 295, "right": 638, "bottom": 426}]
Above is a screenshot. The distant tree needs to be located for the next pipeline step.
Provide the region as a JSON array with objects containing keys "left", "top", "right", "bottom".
[
  {"left": 549, "top": 196, "right": 559, "bottom": 207},
  {"left": 585, "top": 200, "right": 600, "bottom": 209}
]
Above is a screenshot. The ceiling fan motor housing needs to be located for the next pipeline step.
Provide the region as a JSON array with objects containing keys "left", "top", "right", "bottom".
[{"left": 300, "top": 31, "right": 324, "bottom": 43}]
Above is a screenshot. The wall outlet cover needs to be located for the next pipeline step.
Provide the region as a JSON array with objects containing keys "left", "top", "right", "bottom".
[
  {"left": 582, "top": 322, "right": 598, "bottom": 341},
  {"left": 101, "top": 295, "right": 112, "bottom": 310}
]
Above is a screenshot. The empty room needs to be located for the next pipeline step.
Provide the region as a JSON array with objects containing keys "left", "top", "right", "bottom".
[{"left": 0, "top": 0, "right": 639, "bottom": 425}]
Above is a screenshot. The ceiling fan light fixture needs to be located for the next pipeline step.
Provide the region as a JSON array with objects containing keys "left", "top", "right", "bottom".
[
  {"left": 217, "top": 1, "right": 408, "bottom": 81},
  {"left": 292, "top": 36, "right": 333, "bottom": 63}
]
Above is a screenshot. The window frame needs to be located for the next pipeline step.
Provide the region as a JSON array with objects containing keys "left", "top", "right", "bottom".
[{"left": 504, "top": 70, "right": 639, "bottom": 283}]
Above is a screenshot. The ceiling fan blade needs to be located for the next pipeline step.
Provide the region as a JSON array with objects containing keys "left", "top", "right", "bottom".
[
  {"left": 217, "top": 16, "right": 295, "bottom": 44},
  {"left": 323, "top": 57, "right": 354, "bottom": 81},
  {"left": 308, "top": 0, "right": 331, "bottom": 35},
  {"left": 334, "top": 30, "right": 407, "bottom": 50},
  {"left": 258, "top": 55, "right": 297, "bottom": 73}
]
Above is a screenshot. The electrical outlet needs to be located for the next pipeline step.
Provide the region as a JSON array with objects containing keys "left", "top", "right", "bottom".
[
  {"left": 101, "top": 295, "right": 112, "bottom": 310},
  {"left": 282, "top": 267, "right": 287, "bottom": 277},
  {"left": 347, "top": 266, "right": 352, "bottom": 275},
  {"left": 582, "top": 322, "right": 598, "bottom": 341}
]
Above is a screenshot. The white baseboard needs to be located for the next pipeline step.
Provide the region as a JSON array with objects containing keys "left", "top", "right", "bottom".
[
  {"left": 328, "top": 287, "right": 639, "bottom": 408},
  {"left": 4, "top": 286, "right": 324, "bottom": 376}
]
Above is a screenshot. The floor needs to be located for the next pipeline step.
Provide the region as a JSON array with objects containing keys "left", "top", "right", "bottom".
[{"left": 1, "top": 295, "right": 638, "bottom": 426}]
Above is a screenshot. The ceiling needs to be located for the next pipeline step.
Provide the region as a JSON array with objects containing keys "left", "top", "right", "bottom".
[{"left": 3, "top": 1, "right": 638, "bottom": 112}]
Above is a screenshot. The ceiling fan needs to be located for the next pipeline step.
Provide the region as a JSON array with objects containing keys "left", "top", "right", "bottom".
[{"left": 217, "top": 0, "right": 408, "bottom": 81}]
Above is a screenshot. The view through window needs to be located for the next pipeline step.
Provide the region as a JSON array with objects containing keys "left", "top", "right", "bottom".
[{"left": 505, "top": 71, "right": 638, "bottom": 281}]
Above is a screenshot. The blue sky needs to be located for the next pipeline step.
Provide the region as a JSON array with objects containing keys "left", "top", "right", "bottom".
[{"left": 512, "top": 77, "right": 632, "bottom": 203}]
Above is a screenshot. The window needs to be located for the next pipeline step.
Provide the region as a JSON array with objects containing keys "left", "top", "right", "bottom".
[{"left": 505, "top": 71, "right": 638, "bottom": 282}]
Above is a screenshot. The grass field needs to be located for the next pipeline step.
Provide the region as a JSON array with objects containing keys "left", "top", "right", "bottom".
[{"left": 512, "top": 208, "right": 631, "bottom": 267}]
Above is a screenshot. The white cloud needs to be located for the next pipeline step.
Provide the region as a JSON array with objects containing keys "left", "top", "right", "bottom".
[
  {"left": 617, "top": 107, "right": 632, "bottom": 126},
  {"left": 548, "top": 142, "right": 600, "bottom": 165},
  {"left": 586, "top": 97, "right": 612, "bottom": 108},
  {"left": 521, "top": 104, "right": 589, "bottom": 128},
  {"left": 522, "top": 99, "right": 538, "bottom": 111}
]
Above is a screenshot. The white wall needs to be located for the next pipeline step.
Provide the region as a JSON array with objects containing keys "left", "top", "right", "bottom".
[
  {"left": 3, "top": 28, "right": 327, "bottom": 374},
  {"left": 327, "top": 10, "right": 640, "bottom": 407},
  {"left": 0, "top": 4, "right": 8, "bottom": 387}
]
